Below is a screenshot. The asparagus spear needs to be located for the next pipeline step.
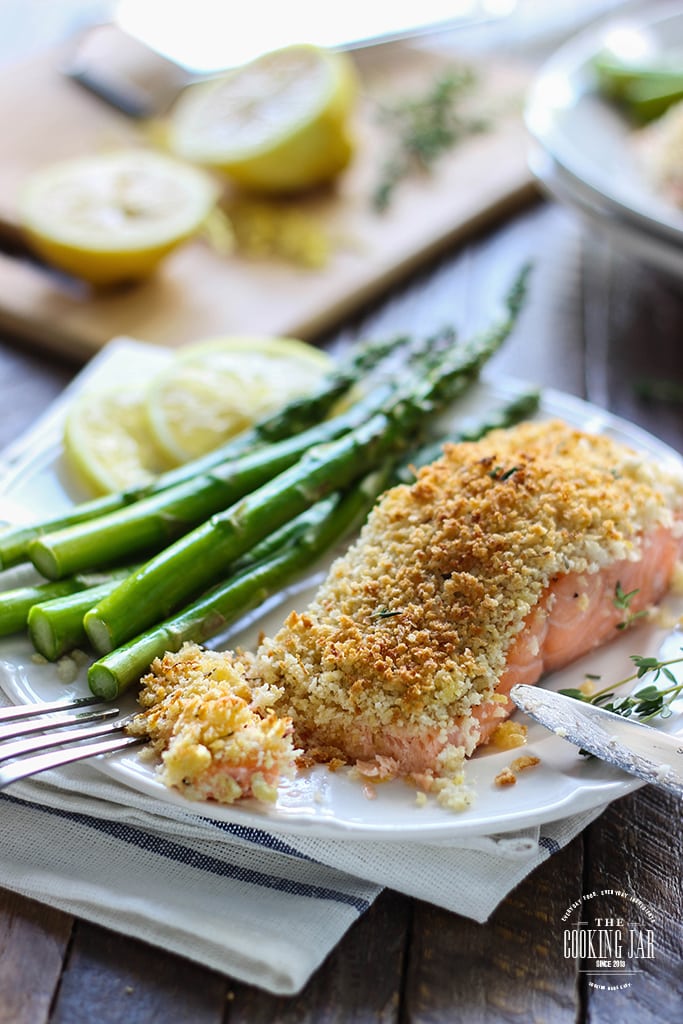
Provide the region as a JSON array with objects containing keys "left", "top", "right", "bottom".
[
  {"left": 84, "top": 267, "right": 528, "bottom": 654},
  {"left": 88, "top": 466, "right": 393, "bottom": 699},
  {"left": 28, "top": 580, "right": 124, "bottom": 662},
  {"left": 0, "top": 329, "right": 420, "bottom": 570},
  {"left": 28, "top": 374, "right": 404, "bottom": 580},
  {"left": 0, "top": 570, "right": 128, "bottom": 638},
  {"left": 26, "top": 503, "right": 337, "bottom": 662}
]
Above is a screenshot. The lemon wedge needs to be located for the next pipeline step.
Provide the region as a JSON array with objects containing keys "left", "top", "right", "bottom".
[
  {"left": 64, "top": 387, "right": 171, "bottom": 495},
  {"left": 168, "top": 44, "right": 358, "bottom": 194},
  {"left": 146, "top": 336, "right": 332, "bottom": 463},
  {"left": 19, "top": 151, "right": 219, "bottom": 286}
]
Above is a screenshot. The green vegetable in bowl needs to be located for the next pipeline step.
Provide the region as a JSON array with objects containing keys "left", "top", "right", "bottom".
[{"left": 594, "top": 50, "right": 683, "bottom": 122}]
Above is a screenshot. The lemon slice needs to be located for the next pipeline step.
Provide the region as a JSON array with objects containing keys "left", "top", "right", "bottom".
[
  {"left": 19, "top": 151, "right": 219, "bottom": 286},
  {"left": 168, "top": 44, "right": 358, "bottom": 194},
  {"left": 64, "top": 387, "right": 171, "bottom": 495},
  {"left": 146, "top": 336, "right": 332, "bottom": 463}
]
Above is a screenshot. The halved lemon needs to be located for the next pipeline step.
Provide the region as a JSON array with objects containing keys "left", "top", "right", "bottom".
[
  {"left": 19, "top": 151, "right": 219, "bottom": 286},
  {"left": 145, "top": 336, "right": 332, "bottom": 463},
  {"left": 168, "top": 44, "right": 358, "bottom": 194},
  {"left": 64, "top": 387, "right": 172, "bottom": 495}
]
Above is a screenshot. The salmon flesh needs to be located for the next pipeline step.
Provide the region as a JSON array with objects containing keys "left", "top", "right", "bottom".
[{"left": 254, "top": 420, "right": 683, "bottom": 778}]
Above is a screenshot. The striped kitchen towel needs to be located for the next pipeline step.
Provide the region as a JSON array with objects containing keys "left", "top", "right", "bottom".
[{"left": 0, "top": 750, "right": 607, "bottom": 994}]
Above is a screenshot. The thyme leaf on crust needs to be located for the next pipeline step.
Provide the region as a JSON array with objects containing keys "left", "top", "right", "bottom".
[
  {"left": 370, "top": 607, "right": 402, "bottom": 620},
  {"left": 488, "top": 464, "right": 520, "bottom": 481}
]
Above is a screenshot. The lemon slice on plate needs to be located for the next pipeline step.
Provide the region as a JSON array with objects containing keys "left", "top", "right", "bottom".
[
  {"left": 19, "top": 151, "right": 219, "bottom": 286},
  {"left": 168, "top": 44, "right": 358, "bottom": 194},
  {"left": 64, "top": 387, "right": 171, "bottom": 495},
  {"left": 146, "top": 336, "right": 332, "bottom": 463}
]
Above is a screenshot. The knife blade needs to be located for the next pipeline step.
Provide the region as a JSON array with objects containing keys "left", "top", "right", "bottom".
[{"left": 510, "top": 683, "right": 683, "bottom": 797}]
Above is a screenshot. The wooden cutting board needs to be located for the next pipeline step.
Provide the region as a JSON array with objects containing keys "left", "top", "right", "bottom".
[{"left": 0, "top": 28, "right": 537, "bottom": 361}]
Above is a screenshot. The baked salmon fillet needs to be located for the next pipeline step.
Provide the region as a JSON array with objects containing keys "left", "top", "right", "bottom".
[
  {"left": 250, "top": 419, "right": 683, "bottom": 802},
  {"left": 133, "top": 419, "right": 683, "bottom": 808}
]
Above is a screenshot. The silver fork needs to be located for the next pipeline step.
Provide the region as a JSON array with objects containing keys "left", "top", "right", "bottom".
[{"left": 0, "top": 696, "right": 145, "bottom": 789}]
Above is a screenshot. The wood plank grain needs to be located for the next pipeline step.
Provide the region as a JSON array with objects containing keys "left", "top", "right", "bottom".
[
  {"left": 225, "top": 890, "right": 410, "bottom": 1023},
  {"left": 325, "top": 202, "right": 586, "bottom": 398},
  {"left": 0, "top": 347, "right": 73, "bottom": 448},
  {"left": 0, "top": 888, "right": 72, "bottom": 1024},
  {"left": 402, "top": 837, "right": 584, "bottom": 1024},
  {"left": 582, "top": 790, "right": 683, "bottom": 1024},
  {"left": 581, "top": 233, "right": 683, "bottom": 451},
  {"left": 579, "top": 220, "right": 683, "bottom": 1024},
  {"left": 49, "top": 921, "right": 229, "bottom": 1024}
]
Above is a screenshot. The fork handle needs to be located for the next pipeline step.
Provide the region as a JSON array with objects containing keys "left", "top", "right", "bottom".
[
  {"left": 0, "top": 695, "right": 111, "bottom": 723},
  {"left": 0, "top": 716, "right": 134, "bottom": 765},
  {"left": 0, "top": 734, "right": 145, "bottom": 790}
]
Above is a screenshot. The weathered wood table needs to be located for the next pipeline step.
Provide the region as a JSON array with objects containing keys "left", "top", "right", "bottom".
[{"left": 1, "top": 201, "right": 681, "bottom": 1022}]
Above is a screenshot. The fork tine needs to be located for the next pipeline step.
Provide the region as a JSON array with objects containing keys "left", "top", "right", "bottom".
[
  {"left": 0, "top": 695, "right": 109, "bottom": 723},
  {"left": 0, "top": 705, "right": 121, "bottom": 743},
  {"left": 0, "top": 733, "right": 145, "bottom": 789},
  {"left": 0, "top": 715, "right": 135, "bottom": 765}
]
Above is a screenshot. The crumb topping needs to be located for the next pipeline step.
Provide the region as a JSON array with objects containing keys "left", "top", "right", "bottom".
[
  {"left": 254, "top": 420, "right": 683, "bottom": 751},
  {"left": 510, "top": 754, "right": 540, "bottom": 773},
  {"left": 130, "top": 419, "right": 683, "bottom": 811},
  {"left": 494, "top": 767, "right": 517, "bottom": 787}
]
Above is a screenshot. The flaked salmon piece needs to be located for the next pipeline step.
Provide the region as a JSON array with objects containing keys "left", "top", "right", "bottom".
[
  {"left": 129, "top": 644, "right": 297, "bottom": 803},
  {"left": 253, "top": 420, "right": 683, "bottom": 784}
]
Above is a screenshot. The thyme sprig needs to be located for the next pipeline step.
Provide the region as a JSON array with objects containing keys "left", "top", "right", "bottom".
[
  {"left": 559, "top": 650, "right": 683, "bottom": 723},
  {"left": 613, "top": 580, "right": 648, "bottom": 631},
  {"left": 488, "top": 464, "right": 520, "bottom": 481},
  {"left": 372, "top": 67, "right": 489, "bottom": 212},
  {"left": 370, "top": 606, "right": 402, "bottom": 620}
]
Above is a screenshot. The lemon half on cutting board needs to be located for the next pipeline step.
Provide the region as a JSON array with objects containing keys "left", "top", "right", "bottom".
[
  {"left": 146, "top": 336, "right": 332, "bottom": 463},
  {"left": 168, "top": 44, "right": 358, "bottom": 194},
  {"left": 19, "top": 151, "right": 219, "bottom": 285}
]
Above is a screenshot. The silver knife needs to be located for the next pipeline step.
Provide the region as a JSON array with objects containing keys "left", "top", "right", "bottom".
[{"left": 510, "top": 684, "right": 683, "bottom": 798}]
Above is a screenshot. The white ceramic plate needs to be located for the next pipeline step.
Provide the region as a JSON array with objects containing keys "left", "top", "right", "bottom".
[
  {"left": 1, "top": 341, "right": 682, "bottom": 840},
  {"left": 525, "top": 2, "right": 683, "bottom": 253}
]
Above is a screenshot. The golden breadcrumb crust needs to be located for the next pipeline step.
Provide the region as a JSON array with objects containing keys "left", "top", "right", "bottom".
[
  {"left": 254, "top": 420, "right": 683, "bottom": 750},
  {"left": 131, "top": 419, "right": 683, "bottom": 808}
]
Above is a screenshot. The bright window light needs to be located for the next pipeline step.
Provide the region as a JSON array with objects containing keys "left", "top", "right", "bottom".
[{"left": 116, "top": 0, "right": 485, "bottom": 72}]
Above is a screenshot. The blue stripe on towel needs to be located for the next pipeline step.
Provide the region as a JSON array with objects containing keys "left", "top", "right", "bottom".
[
  {"left": 202, "top": 819, "right": 316, "bottom": 861},
  {"left": 538, "top": 835, "right": 560, "bottom": 854},
  {"left": 0, "top": 792, "right": 371, "bottom": 913}
]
